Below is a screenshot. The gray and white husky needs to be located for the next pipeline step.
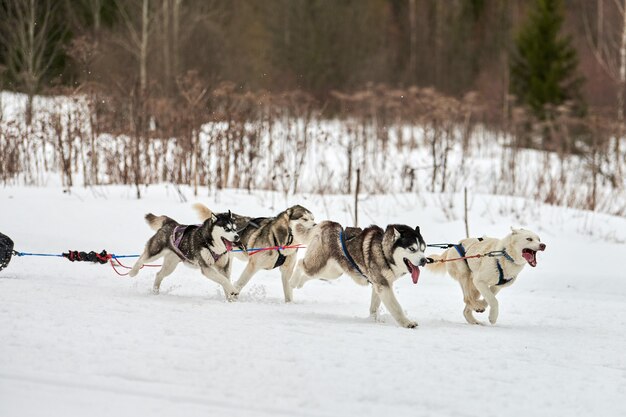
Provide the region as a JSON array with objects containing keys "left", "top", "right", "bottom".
[
  {"left": 426, "top": 228, "right": 546, "bottom": 325},
  {"left": 193, "top": 203, "right": 316, "bottom": 302},
  {"left": 129, "top": 211, "right": 242, "bottom": 300},
  {"left": 290, "top": 222, "right": 428, "bottom": 328}
]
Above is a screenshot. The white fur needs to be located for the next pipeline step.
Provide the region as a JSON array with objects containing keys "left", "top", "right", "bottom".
[{"left": 427, "top": 228, "right": 545, "bottom": 325}]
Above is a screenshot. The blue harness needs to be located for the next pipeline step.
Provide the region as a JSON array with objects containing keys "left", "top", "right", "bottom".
[
  {"left": 339, "top": 229, "right": 370, "bottom": 283},
  {"left": 453, "top": 242, "right": 515, "bottom": 286}
]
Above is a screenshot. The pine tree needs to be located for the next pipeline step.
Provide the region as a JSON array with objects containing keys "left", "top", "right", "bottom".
[{"left": 510, "top": 0, "right": 584, "bottom": 121}]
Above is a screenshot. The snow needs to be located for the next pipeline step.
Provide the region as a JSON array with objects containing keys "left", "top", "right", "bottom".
[{"left": 1, "top": 184, "right": 625, "bottom": 417}]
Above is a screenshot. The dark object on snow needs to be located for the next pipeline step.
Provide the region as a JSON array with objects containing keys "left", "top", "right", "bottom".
[
  {"left": 0, "top": 232, "right": 15, "bottom": 272},
  {"left": 62, "top": 250, "right": 110, "bottom": 264}
]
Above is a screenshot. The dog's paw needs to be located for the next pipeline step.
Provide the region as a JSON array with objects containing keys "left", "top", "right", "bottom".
[
  {"left": 370, "top": 312, "right": 382, "bottom": 323},
  {"left": 152, "top": 286, "right": 160, "bottom": 295},
  {"left": 401, "top": 320, "right": 418, "bottom": 329},
  {"left": 128, "top": 269, "right": 139, "bottom": 278},
  {"left": 473, "top": 300, "right": 488, "bottom": 313},
  {"left": 226, "top": 291, "right": 239, "bottom": 302},
  {"left": 489, "top": 313, "right": 498, "bottom": 325}
]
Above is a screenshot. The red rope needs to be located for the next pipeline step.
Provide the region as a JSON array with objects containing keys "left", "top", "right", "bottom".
[
  {"left": 428, "top": 253, "right": 486, "bottom": 264},
  {"left": 107, "top": 244, "right": 306, "bottom": 276},
  {"left": 109, "top": 257, "right": 161, "bottom": 276},
  {"left": 247, "top": 244, "right": 306, "bottom": 256}
]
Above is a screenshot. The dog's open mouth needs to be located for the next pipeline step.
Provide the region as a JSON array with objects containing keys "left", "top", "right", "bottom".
[
  {"left": 221, "top": 237, "right": 234, "bottom": 252},
  {"left": 403, "top": 258, "right": 420, "bottom": 284},
  {"left": 522, "top": 248, "right": 539, "bottom": 267}
]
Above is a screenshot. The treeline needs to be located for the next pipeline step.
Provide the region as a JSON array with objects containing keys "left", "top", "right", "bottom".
[
  {"left": 0, "top": 0, "right": 624, "bottom": 208},
  {"left": 0, "top": 1, "right": 621, "bottom": 108}
]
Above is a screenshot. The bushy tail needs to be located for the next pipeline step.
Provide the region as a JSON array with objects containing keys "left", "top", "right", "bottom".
[
  {"left": 145, "top": 213, "right": 169, "bottom": 231},
  {"left": 425, "top": 253, "right": 448, "bottom": 275},
  {"left": 192, "top": 203, "right": 213, "bottom": 221}
]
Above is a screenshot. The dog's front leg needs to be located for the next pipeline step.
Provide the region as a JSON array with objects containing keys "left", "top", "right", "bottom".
[
  {"left": 201, "top": 265, "right": 239, "bottom": 301},
  {"left": 369, "top": 287, "right": 382, "bottom": 321},
  {"left": 279, "top": 255, "right": 297, "bottom": 303},
  {"left": 377, "top": 283, "right": 417, "bottom": 328},
  {"left": 473, "top": 279, "right": 499, "bottom": 324}
]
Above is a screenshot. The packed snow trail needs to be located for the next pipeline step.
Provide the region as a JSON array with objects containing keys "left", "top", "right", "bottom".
[{"left": 1, "top": 185, "right": 625, "bottom": 417}]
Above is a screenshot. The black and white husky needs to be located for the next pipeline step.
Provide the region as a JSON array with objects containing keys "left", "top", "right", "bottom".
[
  {"left": 129, "top": 211, "right": 242, "bottom": 300},
  {"left": 290, "top": 222, "right": 428, "bottom": 328},
  {"left": 193, "top": 203, "right": 316, "bottom": 303}
]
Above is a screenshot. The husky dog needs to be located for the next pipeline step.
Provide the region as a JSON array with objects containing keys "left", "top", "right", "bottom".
[
  {"left": 426, "top": 228, "right": 546, "bottom": 325},
  {"left": 128, "top": 211, "right": 242, "bottom": 300},
  {"left": 193, "top": 203, "right": 316, "bottom": 302},
  {"left": 290, "top": 222, "right": 427, "bottom": 328}
]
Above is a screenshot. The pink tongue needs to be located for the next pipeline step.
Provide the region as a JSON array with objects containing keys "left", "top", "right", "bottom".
[
  {"left": 522, "top": 251, "right": 536, "bottom": 267},
  {"left": 410, "top": 263, "right": 420, "bottom": 284},
  {"left": 225, "top": 240, "right": 233, "bottom": 251}
]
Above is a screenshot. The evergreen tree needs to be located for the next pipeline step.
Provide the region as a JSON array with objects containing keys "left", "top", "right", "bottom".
[{"left": 510, "top": 0, "right": 584, "bottom": 121}]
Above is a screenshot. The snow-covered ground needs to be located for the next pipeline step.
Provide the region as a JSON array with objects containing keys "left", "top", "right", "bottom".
[{"left": 1, "top": 184, "right": 625, "bottom": 417}]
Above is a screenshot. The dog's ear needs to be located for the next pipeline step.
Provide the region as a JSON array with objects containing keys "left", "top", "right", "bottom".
[
  {"left": 228, "top": 210, "right": 232, "bottom": 220},
  {"left": 415, "top": 226, "right": 421, "bottom": 235},
  {"left": 392, "top": 227, "right": 400, "bottom": 240},
  {"left": 211, "top": 213, "right": 218, "bottom": 222}
]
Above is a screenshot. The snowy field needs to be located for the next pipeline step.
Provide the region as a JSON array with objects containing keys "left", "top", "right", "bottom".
[{"left": 1, "top": 184, "right": 625, "bottom": 417}]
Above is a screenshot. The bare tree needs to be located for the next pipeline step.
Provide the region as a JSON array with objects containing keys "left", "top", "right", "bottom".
[
  {"left": 0, "top": 0, "right": 65, "bottom": 125},
  {"left": 113, "top": 0, "right": 152, "bottom": 94},
  {"left": 583, "top": 0, "right": 626, "bottom": 187}
]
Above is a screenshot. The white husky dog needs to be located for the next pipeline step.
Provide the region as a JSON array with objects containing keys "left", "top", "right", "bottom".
[{"left": 426, "top": 228, "right": 546, "bottom": 325}]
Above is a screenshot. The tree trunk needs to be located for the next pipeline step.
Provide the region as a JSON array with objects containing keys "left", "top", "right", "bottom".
[
  {"left": 162, "top": 0, "right": 171, "bottom": 93},
  {"left": 617, "top": 0, "right": 626, "bottom": 187},
  {"left": 408, "top": 0, "right": 417, "bottom": 84},
  {"left": 140, "top": 0, "right": 149, "bottom": 94}
]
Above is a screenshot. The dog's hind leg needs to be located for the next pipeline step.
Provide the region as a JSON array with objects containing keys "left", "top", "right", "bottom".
[
  {"left": 463, "top": 305, "right": 480, "bottom": 325},
  {"left": 474, "top": 279, "right": 499, "bottom": 325},
  {"left": 279, "top": 255, "right": 297, "bottom": 303},
  {"left": 377, "top": 283, "right": 417, "bottom": 328},
  {"left": 152, "top": 253, "right": 180, "bottom": 294},
  {"left": 459, "top": 276, "right": 487, "bottom": 313},
  {"left": 129, "top": 246, "right": 160, "bottom": 278},
  {"left": 201, "top": 265, "right": 239, "bottom": 301},
  {"left": 369, "top": 287, "right": 382, "bottom": 321},
  {"left": 234, "top": 262, "right": 259, "bottom": 294}
]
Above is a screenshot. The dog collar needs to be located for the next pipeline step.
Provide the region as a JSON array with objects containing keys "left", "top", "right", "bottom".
[{"left": 207, "top": 246, "right": 227, "bottom": 262}]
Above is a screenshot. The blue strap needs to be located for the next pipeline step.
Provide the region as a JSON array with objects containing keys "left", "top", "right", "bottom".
[
  {"left": 16, "top": 252, "right": 64, "bottom": 257},
  {"left": 495, "top": 260, "right": 513, "bottom": 286},
  {"left": 453, "top": 244, "right": 470, "bottom": 267},
  {"left": 340, "top": 230, "right": 370, "bottom": 283}
]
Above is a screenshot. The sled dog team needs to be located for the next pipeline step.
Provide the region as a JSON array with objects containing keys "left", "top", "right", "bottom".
[{"left": 130, "top": 203, "right": 546, "bottom": 328}]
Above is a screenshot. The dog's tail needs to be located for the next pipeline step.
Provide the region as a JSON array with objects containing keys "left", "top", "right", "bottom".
[
  {"left": 425, "top": 252, "right": 448, "bottom": 275},
  {"left": 192, "top": 203, "right": 213, "bottom": 221},
  {"left": 145, "top": 213, "right": 170, "bottom": 231}
]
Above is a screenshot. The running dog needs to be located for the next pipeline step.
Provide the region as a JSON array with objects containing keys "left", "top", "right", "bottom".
[
  {"left": 129, "top": 211, "right": 242, "bottom": 300},
  {"left": 426, "top": 228, "right": 546, "bottom": 325},
  {"left": 290, "top": 222, "right": 427, "bottom": 328},
  {"left": 193, "top": 203, "right": 316, "bottom": 302}
]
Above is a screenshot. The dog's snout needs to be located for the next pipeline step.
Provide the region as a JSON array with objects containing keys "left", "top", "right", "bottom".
[
  {"left": 234, "top": 234, "right": 240, "bottom": 241},
  {"left": 419, "top": 257, "right": 427, "bottom": 267},
  {"left": 539, "top": 243, "right": 546, "bottom": 251}
]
